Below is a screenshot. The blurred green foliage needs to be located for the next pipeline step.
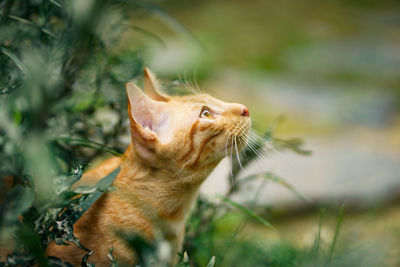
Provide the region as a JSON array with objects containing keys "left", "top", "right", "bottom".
[{"left": 0, "top": 0, "right": 145, "bottom": 265}]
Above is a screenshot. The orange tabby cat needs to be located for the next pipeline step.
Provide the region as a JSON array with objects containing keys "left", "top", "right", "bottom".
[{"left": 47, "top": 68, "right": 251, "bottom": 266}]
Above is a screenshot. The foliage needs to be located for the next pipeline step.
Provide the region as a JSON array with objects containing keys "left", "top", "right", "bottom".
[{"left": 0, "top": 0, "right": 148, "bottom": 265}]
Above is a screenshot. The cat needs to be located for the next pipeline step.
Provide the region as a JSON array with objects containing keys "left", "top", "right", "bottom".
[{"left": 47, "top": 68, "right": 251, "bottom": 266}]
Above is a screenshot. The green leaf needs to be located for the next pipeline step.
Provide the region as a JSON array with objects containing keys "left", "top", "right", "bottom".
[
  {"left": 67, "top": 167, "right": 120, "bottom": 224},
  {"left": 328, "top": 204, "right": 345, "bottom": 262},
  {"left": 7, "top": 15, "right": 57, "bottom": 39},
  {"left": 49, "top": 0, "right": 62, "bottom": 8},
  {"left": 206, "top": 256, "right": 216, "bottom": 267},
  {"left": 7, "top": 14, "right": 33, "bottom": 25},
  {"left": 1, "top": 47, "right": 27, "bottom": 75},
  {"left": 107, "top": 247, "right": 118, "bottom": 267},
  {"left": 57, "top": 137, "right": 123, "bottom": 156},
  {"left": 53, "top": 165, "right": 83, "bottom": 195},
  {"left": 219, "top": 196, "right": 276, "bottom": 230}
]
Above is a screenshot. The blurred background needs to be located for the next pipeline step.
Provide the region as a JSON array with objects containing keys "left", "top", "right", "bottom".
[{"left": 1, "top": 0, "right": 399, "bottom": 266}]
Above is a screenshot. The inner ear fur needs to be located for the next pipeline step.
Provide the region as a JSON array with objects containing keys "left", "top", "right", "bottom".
[
  {"left": 127, "top": 102, "right": 156, "bottom": 143},
  {"left": 126, "top": 82, "right": 170, "bottom": 142},
  {"left": 143, "top": 67, "right": 169, "bottom": 102}
]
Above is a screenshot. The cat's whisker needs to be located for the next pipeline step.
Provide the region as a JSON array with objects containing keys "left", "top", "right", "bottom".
[
  {"left": 250, "top": 141, "right": 268, "bottom": 160},
  {"left": 184, "top": 79, "right": 196, "bottom": 95},
  {"left": 177, "top": 71, "right": 195, "bottom": 95},
  {"left": 242, "top": 132, "right": 260, "bottom": 146},
  {"left": 247, "top": 129, "right": 296, "bottom": 171},
  {"left": 247, "top": 142, "right": 265, "bottom": 161},
  {"left": 243, "top": 141, "right": 270, "bottom": 174},
  {"left": 234, "top": 135, "right": 244, "bottom": 172},
  {"left": 248, "top": 131, "right": 266, "bottom": 144},
  {"left": 184, "top": 69, "right": 200, "bottom": 94},
  {"left": 225, "top": 132, "right": 232, "bottom": 160},
  {"left": 242, "top": 136, "right": 255, "bottom": 162},
  {"left": 246, "top": 132, "right": 274, "bottom": 156},
  {"left": 243, "top": 135, "right": 266, "bottom": 161},
  {"left": 237, "top": 136, "right": 249, "bottom": 164},
  {"left": 249, "top": 128, "right": 271, "bottom": 140},
  {"left": 238, "top": 136, "right": 265, "bottom": 168},
  {"left": 193, "top": 68, "right": 204, "bottom": 94},
  {"left": 191, "top": 81, "right": 202, "bottom": 94},
  {"left": 229, "top": 134, "right": 235, "bottom": 187},
  {"left": 248, "top": 131, "right": 269, "bottom": 146},
  {"left": 189, "top": 69, "right": 202, "bottom": 94},
  {"left": 177, "top": 69, "right": 205, "bottom": 96},
  {"left": 249, "top": 130, "right": 276, "bottom": 152},
  {"left": 248, "top": 130, "right": 295, "bottom": 168},
  {"left": 179, "top": 70, "right": 196, "bottom": 95}
]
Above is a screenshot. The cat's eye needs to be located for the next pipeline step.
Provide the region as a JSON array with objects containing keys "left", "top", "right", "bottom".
[{"left": 200, "top": 106, "right": 213, "bottom": 119}]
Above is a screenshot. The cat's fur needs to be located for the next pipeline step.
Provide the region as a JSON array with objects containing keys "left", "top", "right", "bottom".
[{"left": 47, "top": 68, "right": 251, "bottom": 266}]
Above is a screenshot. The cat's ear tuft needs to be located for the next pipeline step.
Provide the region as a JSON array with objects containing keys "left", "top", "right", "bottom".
[
  {"left": 126, "top": 82, "right": 170, "bottom": 142},
  {"left": 144, "top": 68, "right": 169, "bottom": 102}
]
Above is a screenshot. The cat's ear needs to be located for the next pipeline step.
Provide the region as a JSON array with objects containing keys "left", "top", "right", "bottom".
[
  {"left": 126, "top": 82, "right": 170, "bottom": 159},
  {"left": 143, "top": 67, "right": 169, "bottom": 102}
]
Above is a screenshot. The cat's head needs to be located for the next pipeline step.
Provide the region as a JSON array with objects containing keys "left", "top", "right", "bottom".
[{"left": 127, "top": 68, "right": 251, "bottom": 175}]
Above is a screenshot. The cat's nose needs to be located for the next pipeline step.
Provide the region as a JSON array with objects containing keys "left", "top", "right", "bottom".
[
  {"left": 231, "top": 104, "right": 250, "bottom": 117},
  {"left": 241, "top": 107, "right": 250, "bottom": 117}
]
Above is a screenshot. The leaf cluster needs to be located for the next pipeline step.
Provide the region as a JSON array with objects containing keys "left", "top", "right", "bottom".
[{"left": 0, "top": 0, "right": 146, "bottom": 265}]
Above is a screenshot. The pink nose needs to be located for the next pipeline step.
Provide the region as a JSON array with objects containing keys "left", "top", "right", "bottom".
[{"left": 241, "top": 107, "right": 250, "bottom": 117}]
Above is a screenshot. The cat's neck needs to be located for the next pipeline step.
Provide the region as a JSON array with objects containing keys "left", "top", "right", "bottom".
[{"left": 113, "top": 145, "right": 215, "bottom": 224}]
